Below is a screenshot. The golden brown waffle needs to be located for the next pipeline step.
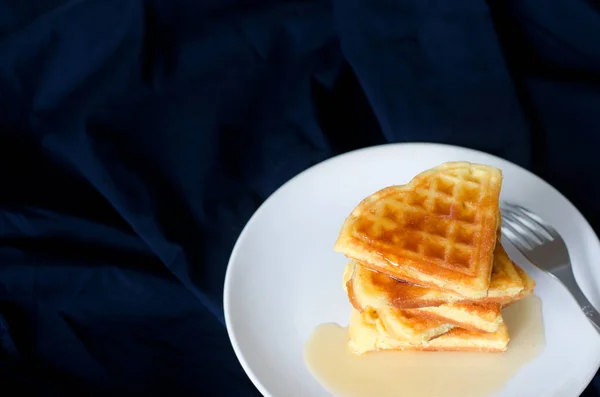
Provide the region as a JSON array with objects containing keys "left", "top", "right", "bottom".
[
  {"left": 334, "top": 162, "right": 503, "bottom": 298},
  {"left": 502, "top": 264, "right": 536, "bottom": 307},
  {"left": 487, "top": 243, "right": 526, "bottom": 299},
  {"left": 404, "top": 302, "right": 502, "bottom": 333},
  {"left": 342, "top": 250, "right": 522, "bottom": 333},
  {"left": 349, "top": 309, "right": 509, "bottom": 354},
  {"left": 365, "top": 307, "right": 454, "bottom": 344},
  {"left": 345, "top": 242, "right": 524, "bottom": 311}
]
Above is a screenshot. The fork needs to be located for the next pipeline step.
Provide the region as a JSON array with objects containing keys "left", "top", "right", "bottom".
[{"left": 500, "top": 202, "right": 600, "bottom": 333}]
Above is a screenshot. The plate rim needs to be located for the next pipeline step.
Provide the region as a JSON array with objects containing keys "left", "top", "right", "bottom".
[{"left": 224, "top": 142, "right": 600, "bottom": 397}]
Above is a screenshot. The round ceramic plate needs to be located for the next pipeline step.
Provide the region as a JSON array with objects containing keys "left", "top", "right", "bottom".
[{"left": 224, "top": 143, "right": 600, "bottom": 397}]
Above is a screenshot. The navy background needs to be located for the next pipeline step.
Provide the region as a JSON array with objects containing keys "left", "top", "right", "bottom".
[{"left": 0, "top": 0, "right": 599, "bottom": 395}]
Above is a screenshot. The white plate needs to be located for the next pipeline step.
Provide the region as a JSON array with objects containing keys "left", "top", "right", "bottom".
[{"left": 224, "top": 143, "right": 600, "bottom": 397}]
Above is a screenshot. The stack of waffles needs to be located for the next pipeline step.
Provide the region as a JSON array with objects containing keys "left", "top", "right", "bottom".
[{"left": 333, "top": 162, "right": 535, "bottom": 354}]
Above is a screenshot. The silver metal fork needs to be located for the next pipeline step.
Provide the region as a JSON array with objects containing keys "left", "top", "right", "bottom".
[{"left": 500, "top": 202, "right": 600, "bottom": 333}]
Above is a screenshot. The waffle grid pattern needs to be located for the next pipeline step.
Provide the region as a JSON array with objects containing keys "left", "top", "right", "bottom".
[{"left": 354, "top": 166, "right": 496, "bottom": 275}]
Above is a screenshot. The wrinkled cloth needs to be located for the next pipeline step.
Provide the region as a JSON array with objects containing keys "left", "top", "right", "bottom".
[{"left": 0, "top": 0, "right": 599, "bottom": 395}]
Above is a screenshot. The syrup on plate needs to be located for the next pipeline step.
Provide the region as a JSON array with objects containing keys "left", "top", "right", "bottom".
[{"left": 304, "top": 296, "right": 545, "bottom": 397}]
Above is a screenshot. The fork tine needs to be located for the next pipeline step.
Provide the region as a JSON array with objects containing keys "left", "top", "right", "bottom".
[
  {"left": 501, "top": 221, "right": 531, "bottom": 252},
  {"left": 500, "top": 205, "right": 548, "bottom": 244},
  {"left": 509, "top": 204, "right": 558, "bottom": 240},
  {"left": 502, "top": 216, "right": 538, "bottom": 249}
]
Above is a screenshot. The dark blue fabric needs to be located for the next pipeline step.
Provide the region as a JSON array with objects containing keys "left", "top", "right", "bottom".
[{"left": 0, "top": 0, "right": 598, "bottom": 395}]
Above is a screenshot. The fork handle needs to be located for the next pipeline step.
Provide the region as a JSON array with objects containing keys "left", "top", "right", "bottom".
[{"left": 556, "top": 267, "right": 600, "bottom": 334}]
